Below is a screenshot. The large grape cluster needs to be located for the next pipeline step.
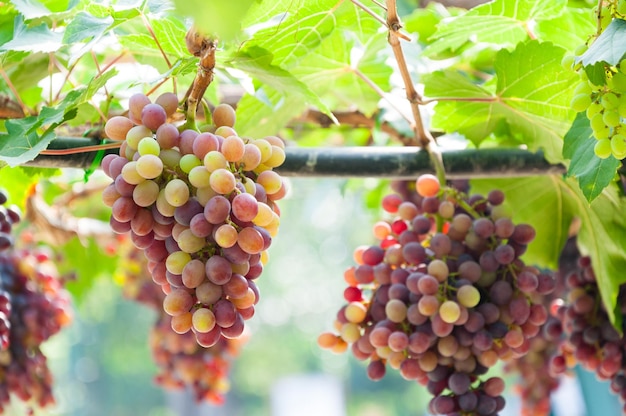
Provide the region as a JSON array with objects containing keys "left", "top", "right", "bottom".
[
  {"left": 114, "top": 233, "right": 245, "bottom": 404},
  {"left": 566, "top": 2, "right": 626, "bottom": 159},
  {"left": 0, "top": 190, "right": 73, "bottom": 412},
  {"left": 549, "top": 251, "right": 626, "bottom": 411},
  {"left": 318, "top": 175, "right": 555, "bottom": 416},
  {"left": 102, "top": 94, "right": 286, "bottom": 347}
]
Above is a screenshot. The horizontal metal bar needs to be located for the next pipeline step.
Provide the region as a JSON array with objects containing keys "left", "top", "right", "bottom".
[{"left": 18, "top": 137, "right": 565, "bottom": 179}]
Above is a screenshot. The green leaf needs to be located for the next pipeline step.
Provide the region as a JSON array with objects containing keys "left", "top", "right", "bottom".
[
  {"left": 172, "top": 0, "right": 255, "bottom": 42},
  {"left": 63, "top": 11, "right": 113, "bottom": 44},
  {"left": 235, "top": 86, "right": 308, "bottom": 138},
  {"left": 290, "top": 2, "right": 392, "bottom": 116},
  {"left": 244, "top": 0, "right": 340, "bottom": 68},
  {"left": 11, "top": 0, "right": 51, "bottom": 20},
  {"left": 0, "top": 166, "right": 48, "bottom": 210},
  {"left": 535, "top": 7, "right": 597, "bottom": 52},
  {"left": 568, "top": 181, "right": 626, "bottom": 328},
  {"left": 563, "top": 112, "right": 619, "bottom": 201},
  {"left": 470, "top": 176, "right": 576, "bottom": 269},
  {"left": 424, "top": 41, "right": 577, "bottom": 162},
  {"left": 61, "top": 236, "right": 119, "bottom": 303},
  {"left": 0, "top": 15, "right": 63, "bottom": 53},
  {"left": 424, "top": 71, "right": 501, "bottom": 143},
  {"left": 228, "top": 46, "right": 332, "bottom": 116},
  {"left": 78, "top": 69, "right": 118, "bottom": 103},
  {"left": 149, "top": 16, "right": 188, "bottom": 58},
  {"left": 0, "top": 89, "right": 83, "bottom": 166},
  {"left": 424, "top": 0, "right": 567, "bottom": 57},
  {"left": 581, "top": 18, "right": 626, "bottom": 66}
]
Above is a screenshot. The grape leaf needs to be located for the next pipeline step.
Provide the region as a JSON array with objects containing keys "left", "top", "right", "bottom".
[
  {"left": 172, "top": 0, "right": 255, "bottom": 42},
  {"left": 470, "top": 176, "right": 576, "bottom": 270},
  {"left": 424, "top": 41, "right": 577, "bottom": 163},
  {"left": 243, "top": 0, "right": 341, "bottom": 68},
  {"left": 63, "top": 12, "right": 113, "bottom": 44},
  {"left": 535, "top": 8, "right": 596, "bottom": 52},
  {"left": 424, "top": 0, "right": 567, "bottom": 57},
  {"left": 581, "top": 18, "right": 626, "bottom": 67},
  {"left": 568, "top": 181, "right": 626, "bottom": 328},
  {"left": 0, "top": 89, "right": 82, "bottom": 166},
  {"left": 563, "top": 112, "right": 619, "bottom": 202},
  {"left": 290, "top": 2, "right": 391, "bottom": 116},
  {"left": 235, "top": 86, "right": 308, "bottom": 138},
  {"left": 0, "top": 15, "right": 62, "bottom": 53},
  {"left": 227, "top": 47, "right": 332, "bottom": 116},
  {"left": 11, "top": 0, "right": 51, "bottom": 20},
  {"left": 0, "top": 167, "right": 45, "bottom": 210}
]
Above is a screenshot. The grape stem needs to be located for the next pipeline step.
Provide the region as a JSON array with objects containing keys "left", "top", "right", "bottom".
[
  {"left": 182, "top": 31, "right": 217, "bottom": 132},
  {"left": 384, "top": 0, "right": 446, "bottom": 185}
]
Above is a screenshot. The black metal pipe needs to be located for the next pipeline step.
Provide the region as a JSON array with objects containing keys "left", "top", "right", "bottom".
[{"left": 19, "top": 137, "right": 565, "bottom": 179}]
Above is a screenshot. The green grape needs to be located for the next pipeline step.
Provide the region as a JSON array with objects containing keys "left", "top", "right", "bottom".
[
  {"left": 602, "top": 93, "right": 620, "bottom": 110},
  {"left": 137, "top": 137, "right": 160, "bottom": 156},
  {"left": 594, "top": 138, "right": 612, "bottom": 159},
  {"left": 457, "top": 285, "right": 480, "bottom": 308},
  {"left": 571, "top": 94, "right": 592, "bottom": 112},
  {"left": 590, "top": 112, "right": 607, "bottom": 132},
  {"left": 586, "top": 101, "right": 603, "bottom": 119},
  {"left": 618, "top": 0, "right": 626, "bottom": 15},
  {"left": 611, "top": 134, "right": 626, "bottom": 159},
  {"left": 561, "top": 54, "right": 575, "bottom": 70},
  {"left": 603, "top": 110, "right": 621, "bottom": 127},
  {"left": 439, "top": 300, "right": 461, "bottom": 324},
  {"left": 609, "top": 72, "right": 626, "bottom": 93},
  {"left": 135, "top": 154, "right": 163, "bottom": 179},
  {"left": 179, "top": 154, "right": 201, "bottom": 173},
  {"left": 620, "top": 59, "right": 626, "bottom": 74},
  {"left": 618, "top": 102, "right": 626, "bottom": 118},
  {"left": 574, "top": 43, "right": 588, "bottom": 56},
  {"left": 164, "top": 178, "right": 190, "bottom": 207},
  {"left": 595, "top": 126, "right": 611, "bottom": 140},
  {"left": 574, "top": 81, "right": 593, "bottom": 96}
]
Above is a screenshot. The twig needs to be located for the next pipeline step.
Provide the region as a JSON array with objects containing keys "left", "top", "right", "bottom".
[
  {"left": 385, "top": 0, "right": 445, "bottom": 183},
  {"left": 370, "top": 0, "right": 387, "bottom": 11},
  {"left": 141, "top": 13, "right": 172, "bottom": 69},
  {"left": 351, "top": 0, "right": 388, "bottom": 27},
  {"left": 0, "top": 68, "right": 28, "bottom": 116},
  {"left": 419, "top": 96, "right": 499, "bottom": 105},
  {"left": 595, "top": 0, "right": 604, "bottom": 35},
  {"left": 183, "top": 28, "right": 217, "bottom": 131},
  {"left": 353, "top": 68, "right": 414, "bottom": 125}
]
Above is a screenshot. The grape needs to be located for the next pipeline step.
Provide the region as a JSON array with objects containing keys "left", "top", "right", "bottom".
[
  {"left": 212, "top": 103, "right": 236, "bottom": 127},
  {"left": 105, "top": 116, "right": 133, "bottom": 141},
  {"left": 319, "top": 178, "right": 550, "bottom": 415},
  {"left": 595, "top": 138, "right": 613, "bottom": 159},
  {"left": 141, "top": 103, "right": 167, "bottom": 131},
  {"left": 155, "top": 92, "right": 178, "bottom": 116},
  {"left": 415, "top": 174, "right": 440, "bottom": 197},
  {"left": 192, "top": 308, "right": 216, "bottom": 333}
]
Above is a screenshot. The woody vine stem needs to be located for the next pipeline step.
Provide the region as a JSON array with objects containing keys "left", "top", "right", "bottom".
[{"left": 383, "top": 0, "right": 446, "bottom": 185}]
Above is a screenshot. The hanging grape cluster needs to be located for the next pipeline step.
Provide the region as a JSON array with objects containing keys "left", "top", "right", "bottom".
[
  {"left": 114, "top": 224, "right": 246, "bottom": 404},
  {"left": 319, "top": 175, "right": 555, "bottom": 416},
  {"left": 102, "top": 95, "right": 286, "bottom": 347},
  {"left": 566, "top": 1, "right": 626, "bottom": 159},
  {"left": 0, "top": 190, "right": 72, "bottom": 412},
  {"left": 549, "top": 249, "right": 626, "bottom": 412}
]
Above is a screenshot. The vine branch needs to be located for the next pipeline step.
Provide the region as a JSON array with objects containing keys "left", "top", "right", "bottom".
[
  {"left": 182, "top": 28, "right": 217, "bottom": 131},
  {"left": 385, "top": 0, "right": 445, "bottom": 184}
]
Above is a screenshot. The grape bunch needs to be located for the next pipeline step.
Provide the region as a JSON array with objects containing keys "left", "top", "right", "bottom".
[
  {"left": 0, "top": 191, "right": 20, "bottom": 252},
  {"left": 114, "top": 230, "right": 246, "bottom": 404},
  {"left": 0, "top": 247, "right": 72, "bottom": 411},
  {"left": 549, "top": 252, "right": 626, "bottom": 411},
  {"left": 102, "top": 93, "right": 286, "bottom": 347},
  {"left": 150, "top": 315, "right": 245, "bottom": 404},
  {"left": 565, "top": 2, "right": 626, "bottom": 159},
  {"left": 318, "top": 174, "right": 555, "bottom": 416},
  {"left": 503, "top": 315, "right": 563, "bottom": 416}
]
